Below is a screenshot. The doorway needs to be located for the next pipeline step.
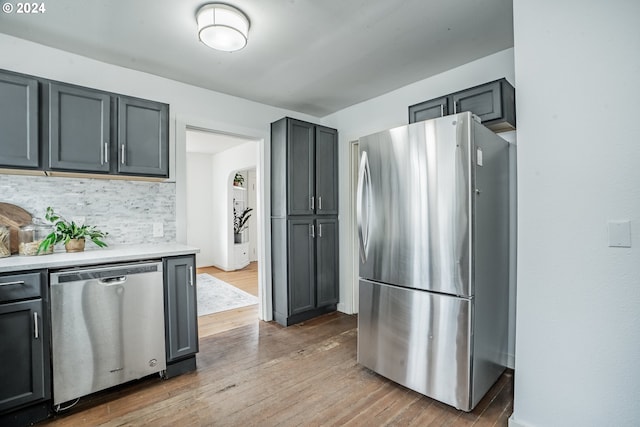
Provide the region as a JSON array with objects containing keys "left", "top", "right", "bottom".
[{"left": 185, "top": 127, "right": 262, "bottom": 336}]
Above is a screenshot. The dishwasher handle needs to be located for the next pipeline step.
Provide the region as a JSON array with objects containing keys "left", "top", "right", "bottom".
[
  {"left": 99, "top": 276, "right": 127, "bottom": 285},
  {"left": 51, "top": 261, "right": 163, "bottom": 285}
]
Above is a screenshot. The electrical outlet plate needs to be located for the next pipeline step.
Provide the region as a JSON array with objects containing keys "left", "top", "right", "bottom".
[{"left": 153, "top": 222, "right": 164, "bottom": 237}]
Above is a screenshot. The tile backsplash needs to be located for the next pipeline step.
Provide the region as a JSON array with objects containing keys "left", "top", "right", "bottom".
[{"left": 0, "top": 174, "right": 176, "bottom": 248}]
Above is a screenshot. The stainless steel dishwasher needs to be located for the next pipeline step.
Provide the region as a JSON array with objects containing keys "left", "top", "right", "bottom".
[{"left": 50, "top": 261, "right": 166, "bottom": 406}]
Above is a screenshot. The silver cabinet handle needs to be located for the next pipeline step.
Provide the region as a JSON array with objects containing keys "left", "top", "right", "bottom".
[
  {"left": 453, "top": 101, "right": 458, "bottom": 114},
  {"left": 318, "top": 196, "right": 322, "bottom": 211},
  {"left": 0, "top": 280, "right": 25, "bottom": 287},
  {"left": 310, "top": 224, "right": 315, "bottom": 238},
  {"left": 310, "top": 196, "right": 315, "bottom": 211},
  {"left": 34, "top": 312, "right": 39, "bottom": 339},
  {"left": 318, "top": 224, "right": 323, "bottom": 237},
  {"left": 104, "top": 142, "right": 109, "bottom": 163},
  {"left": 189, "top": 266, "right": 194, "bottom": 286},
  {"left": 121, "top": 144, "right": 126, "bottom": 165},
  {"left": 440, "top": 104, "right": 445, "bottom": 117}
]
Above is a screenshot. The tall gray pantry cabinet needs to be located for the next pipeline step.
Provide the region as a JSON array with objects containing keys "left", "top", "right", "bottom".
[{"left": 271, "top": 118, "right": 339, "bottom": 326}]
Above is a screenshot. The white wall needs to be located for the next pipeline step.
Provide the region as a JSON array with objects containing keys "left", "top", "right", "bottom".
[
  {"left": 511, "top": 2, "right": 640, "bottom": 427},
  {"left": 323, "top": 48, "right": 516, "bottom": 361},
  {"left": 186, "top": 152, "right": 215, "bottom": 267},
  {"left": 210, "top": 141, "right": 257, "bottom": 270}
]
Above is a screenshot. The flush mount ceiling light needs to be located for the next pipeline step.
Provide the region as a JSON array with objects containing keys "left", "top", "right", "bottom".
[{"left": 196, "top": 3, "right": 250, "bottom": 52}]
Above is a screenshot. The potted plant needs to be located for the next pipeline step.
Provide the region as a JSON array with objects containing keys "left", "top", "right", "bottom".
[
  {"left": 233, "top": 172, "right": 245, "bottom": 187},
  {"left": 38, "top": 207, "right": 108, "bottom": 253},
  {"left": 233, "top": 206, "right": 252, "bottom": 243}
]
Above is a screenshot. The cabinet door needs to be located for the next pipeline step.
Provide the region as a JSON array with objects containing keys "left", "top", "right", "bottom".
[
  {"left": 451, "top": 80, "right": 503, "bottom": 123},
  {"left": 408, "top": 96, "right": 449, "bottom": 124},
  {"left": 117, "top": 96, "right": 169, "bottom": 177},
  {"left": 0, "top": 71, "right": 39, "bottom": 168},
  {"left": 315, "top": 126, "right": 338, "bottom": 215},
  {"left": 288, "top": 219, "right": 315, "bottom": 314},
  {"left": 316, "top": 218, "right": 339, "bottom": 307},
  {"left": 0, "top": 299, "right": 47, "bottom": 412},
  {"left": 48, "top": 83, "right": 111, "bottom": 172},
  {"left": 164, "top": 255, "right": 199, "bottom": 362},
  {"left": 287, "top": 119, "right": 315, "bottom": 216}
]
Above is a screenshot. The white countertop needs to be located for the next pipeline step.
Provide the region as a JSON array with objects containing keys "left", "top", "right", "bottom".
[{"left": 0, "top": 243, "right": 199, "bottom": 273}]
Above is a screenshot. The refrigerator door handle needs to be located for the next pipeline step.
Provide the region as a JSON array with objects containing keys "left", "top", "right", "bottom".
[{"left": 356, "top": 150, "right": 371, "bottom": 263}]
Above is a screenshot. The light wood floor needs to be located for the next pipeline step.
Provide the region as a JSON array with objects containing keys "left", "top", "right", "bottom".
[
  {"left": 197, "top": 262, "right": 259, "bottom": 337},
  {"left": 38, "top": 312, "right": 513, "bottom": 426}
]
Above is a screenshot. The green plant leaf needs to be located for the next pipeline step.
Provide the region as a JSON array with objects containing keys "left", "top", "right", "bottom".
[{"left": 41, "top": 207, "right": 109, "bottom": 250}]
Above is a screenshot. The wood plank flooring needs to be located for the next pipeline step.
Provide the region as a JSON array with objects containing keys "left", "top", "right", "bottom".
[
  {"left": 38, "top": 312, "right": 513, "bottom": 426},
  {"left": 197, "top": 262, "right": 259, "bottom": 337}
]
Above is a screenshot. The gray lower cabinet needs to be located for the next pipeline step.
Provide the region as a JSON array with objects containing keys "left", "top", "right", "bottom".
[
  {"left": 0, "top": 70, "right": 39, "bottom": 169},
  {"left": 287, "top": 219, "right": 316, "bottom": 314},
  {"left": 0, "top": 271, "right": 50, "bottom": 425},
  {"left": 48, "top": 82, "right": 112, "bottom": 173},
  {"left": 409, "top": 78, "right": 516, "bottom": 132},
  {"left": 117, "top": 96, "right": 169, "bottom": 177},
  {"left": 272, "top": 217, "right": 339, "bottom": 326},
  {"left": 315, "top": 218, "right": 339, "bottom": 307},
  {"left": 163, "top": 255, "right": 198, "bottom": 376}
]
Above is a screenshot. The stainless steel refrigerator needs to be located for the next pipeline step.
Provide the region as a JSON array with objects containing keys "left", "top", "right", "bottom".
[{"left": 356, "top": 112, "right": 509, "bottom": 411}]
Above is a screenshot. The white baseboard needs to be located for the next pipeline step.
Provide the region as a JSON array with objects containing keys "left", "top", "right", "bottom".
[
  {"left": 506, "top": 352, "right": 515, "bottom": 370},
  {"left": 337, "top": 302, "right": 355, "bottom": 314},
  {"left": 509, "top": 414, "right": 530, "bottom": 427}
]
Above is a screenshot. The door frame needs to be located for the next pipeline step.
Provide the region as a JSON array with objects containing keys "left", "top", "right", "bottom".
[{"left": 174, "top": 115, "right": 272, "bottom": 321}]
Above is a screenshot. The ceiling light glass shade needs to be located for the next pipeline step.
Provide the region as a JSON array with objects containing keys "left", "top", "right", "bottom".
[{"left": 196, "top": 4, "right": 249, "bottom": 52}]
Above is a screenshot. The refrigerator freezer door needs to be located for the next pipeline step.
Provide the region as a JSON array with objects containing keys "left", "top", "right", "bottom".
[
  {"left": 358, "top": 113, "right": 473, "bottom": 297},
  {"left": 357, "top": 279, "right": 473, "bottom": 411}
]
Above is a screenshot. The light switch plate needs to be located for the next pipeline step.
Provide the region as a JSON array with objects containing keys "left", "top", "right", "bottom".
[{"left": 608, "top": 221, "right": 631, "bottom": 247}]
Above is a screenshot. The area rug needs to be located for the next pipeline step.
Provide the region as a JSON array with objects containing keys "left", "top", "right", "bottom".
[{"left": 196, "top": 273, "right": 258, "bottom": 316}]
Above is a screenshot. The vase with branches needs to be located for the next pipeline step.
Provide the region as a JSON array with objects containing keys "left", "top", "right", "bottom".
[{"left": 233, "top": 206, "right": 252, "bottom": 243}]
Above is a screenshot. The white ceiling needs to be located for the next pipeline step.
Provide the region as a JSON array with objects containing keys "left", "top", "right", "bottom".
[{"left": 0, "top": 0, "right": 513, "bottom": 117}]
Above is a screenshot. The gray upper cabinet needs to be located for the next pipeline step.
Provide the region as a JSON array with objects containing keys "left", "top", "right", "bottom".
[
  {"left": 272, "top": 117, "right": 338, "bottom": 217},
  {"left": 315, "top": 126, "right": 338, "bottom": 215},
  {"left": 48, "top": 82, "right": 112, "bottom": 173},
  {"left": 409, "top": 78, "right": 516, "bottom": 132},
  {"left": 451, "top": 80, "right": 510, "bottom": 125},
  {"left": 0, "top": 71, "right": 39, "bottom": 169},
  {"left": 287, "top": 119, "right": 315, "bottom": 216},
  {"left": 0, "top": 68, "right": 170, "bottom": 179},
  {"left": 408, "top": 95, "right": 449, "bottom": 124},
  {"left": 117, "top": 96, "right": 169, "bottom": 177}
]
